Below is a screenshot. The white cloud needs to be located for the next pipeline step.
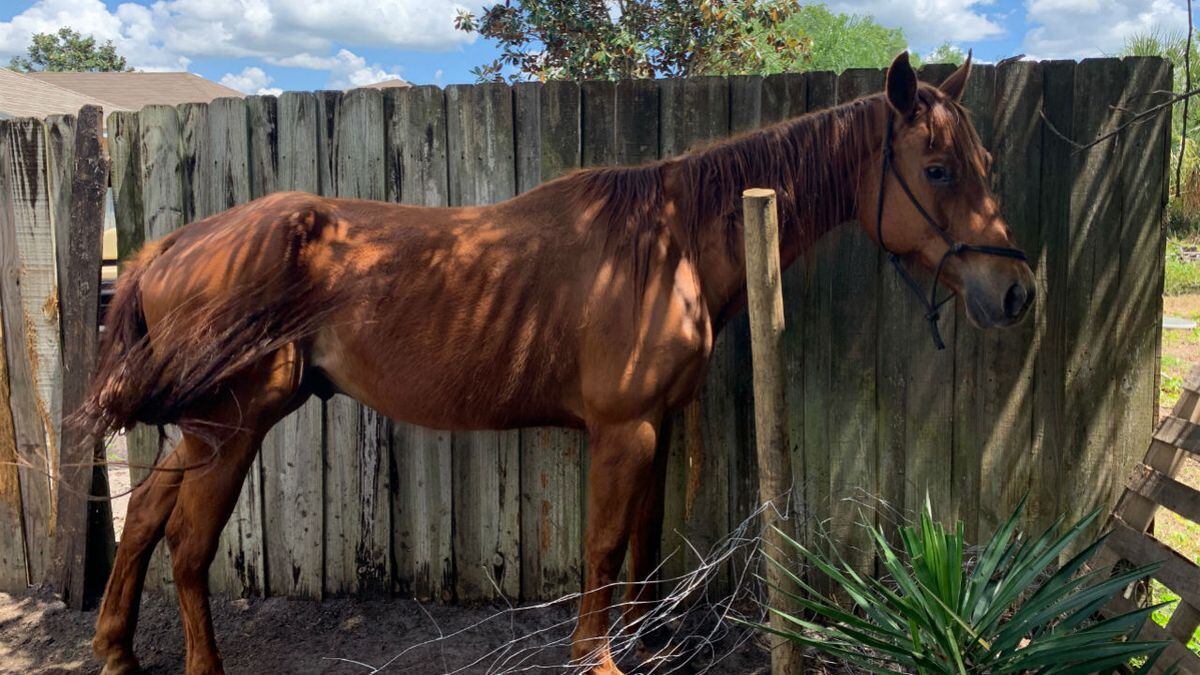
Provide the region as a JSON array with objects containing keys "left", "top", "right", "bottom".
[
  {"left": 1022, "top": 0, "right": 1187, "bottom": 59},
  {"left": 819, "top": 0, "right": 1005, "bottom": 49},
  {"left": 0, "top": 0, "right": 471, "bottom": 70},
  {"left": 220, "top": 66, "right": 279, "bottom": 94},
  {"left": 266, "top": 49, "right": 403, "bottom": 89}
]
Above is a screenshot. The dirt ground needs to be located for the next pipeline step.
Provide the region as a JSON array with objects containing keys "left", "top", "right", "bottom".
[{"left": 0, "top": 587, "right": 771, "bottom": 674}]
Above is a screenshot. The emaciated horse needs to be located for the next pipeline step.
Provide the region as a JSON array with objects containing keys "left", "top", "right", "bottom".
[{"left": 80, "top": 52, "right": 1034, "bottom": 674}]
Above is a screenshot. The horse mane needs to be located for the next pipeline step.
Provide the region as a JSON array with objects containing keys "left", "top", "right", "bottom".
[
  {"left": 556, "top": 82, "right": 986, "bottom": 272},
  {"left": 559, "top": 92, "right": 884, "bottom": 268}
]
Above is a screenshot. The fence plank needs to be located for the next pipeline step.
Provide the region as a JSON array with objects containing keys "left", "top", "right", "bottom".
[
  {"left": 0, "top": 302, "right": 26, "bottom": 590},
  {"left": 1063, "top": 58, "right": 1127, "bottom": 548},
  {"left": 0, "top": 118, "right": 62, "bottom": 585},
  {"left": 52, "top": 105, "right": 111, "bottom": 608},
  {"left": 45, "top": 114, "right": 75, "bottom": 300},
  {"left": 196, "top": 97, "right": 266, "bottom": 598},
  {"left": 262, "top": 91, "right": 325, "bottom": 599},
  {"left": 446, "top": 82, "right": 521, "bottom": 601},
  {"left": 177, "top": 102, "right": 211, "bottom": 222},
  {"left": 796, "top": 71, "right": 838, "bottom": 582},
  {"left": 1032, "top": 60, "right": 1075, "bottom": 536},
  {"left": 385, "top": 86, "right": 454, "bottom": 602},
  {"left": 658, "top": 75, "right": 732, "bottom": 587},
  {"left": 324, "top": 88, "right": 392, "bottom": 596},
  {"left": 108, "top": 112, "right": 144, "bottom": 262},
  {"left": 0, "top": 160, "right": 28, "bottom": 588},
  {"left": 961, "top": 62, "right": 1042, "bottom": 541},
  {"left": 514, "top": 80, "right": 585, "bottom": 601},
  {"left": 247, "top": 96, "right": 278, "bottom": 200},
  {"left": 1115, "top": 56, "right": 1172, "bottom": 490},
  {"left": 827, "top": 69, "right": 882, "bottom": 577},
  {"left": 137, "top": 104, "right": 186, "bottom": 592}
]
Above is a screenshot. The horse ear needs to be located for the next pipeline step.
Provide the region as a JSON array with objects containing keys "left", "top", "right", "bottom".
[
  {"left": 886, "top": 51, "right": 918, "bottom": 117},
  {"left": 939, "top": 50, "right": 973, "bottom": 101}
]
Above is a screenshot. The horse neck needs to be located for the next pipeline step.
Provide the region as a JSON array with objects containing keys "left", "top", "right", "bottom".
[{"left": 672, "top": 96, "right": 889, "bottom": 329}]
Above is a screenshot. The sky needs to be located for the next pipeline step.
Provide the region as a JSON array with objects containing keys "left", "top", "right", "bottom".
[{"left": 0, "top": 0, "right": 1190, "bottom": 95}]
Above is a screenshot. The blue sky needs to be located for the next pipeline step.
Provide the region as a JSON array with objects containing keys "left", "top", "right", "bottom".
[{"left": 0, "top": 0, "right": 1189, "bottom": 94}]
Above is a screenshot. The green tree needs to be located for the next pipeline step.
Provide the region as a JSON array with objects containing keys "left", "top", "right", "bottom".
[
  {"left": 454, "top": 0, "right": 810, "bottom": 81},
  {"left": 755, "top": 4, "right": 907, "bottom": 74},
  {"left": 1123, "top": 30, "right": 1200, "bottom": 236},
  {"left": 9, "top": 27, "right": 131, "bottom": 73},
  {"left": 921, "top": 41, "right": 967, "bottom": 66}
]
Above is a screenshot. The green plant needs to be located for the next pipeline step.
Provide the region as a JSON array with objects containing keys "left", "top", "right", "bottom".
[
  {"left": 1165, "top": 240, "right": 1200, "bottom": 295},
  {"left": 755, "top": 498, "right": 1172, "bottom": 673}
]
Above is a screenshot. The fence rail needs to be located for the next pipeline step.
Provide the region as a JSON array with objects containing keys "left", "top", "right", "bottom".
[{"left": 0, "top": 57, "right": 1174, "bottom": 604}]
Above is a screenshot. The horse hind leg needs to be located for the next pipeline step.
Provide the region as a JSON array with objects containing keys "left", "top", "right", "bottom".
[
  {"left": 94, "top": 345, "right": 307, "bottom": 675},
  {"left": 93, "top": 439, "right": 189, "bottom": 674}
]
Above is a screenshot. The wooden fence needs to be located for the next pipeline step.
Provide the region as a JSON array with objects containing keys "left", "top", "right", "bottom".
[
  {"left": 1096, "top": 364, "right": 1200, "bottom": 673},
  {"left": 0, "top": 57, "right": 1174, "bottom": 604}
]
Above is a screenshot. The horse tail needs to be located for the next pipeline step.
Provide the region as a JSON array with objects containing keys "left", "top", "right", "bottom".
[
  {"left": 73, "top": 240, "right": 163, "bottom": 439},
  {"left": 73, "top": 199, "right": 339, "bottom": 443}
]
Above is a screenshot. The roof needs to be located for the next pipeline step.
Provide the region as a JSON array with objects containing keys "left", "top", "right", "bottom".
[
  {"left": 0, "top": 68, "right": 126, "bottom": 118},
  {"left": 26, "top": 71, "right": 243, "bottom": 110},
  {"left": 360, "top": 78, "right": 412, "bottom": 90}
]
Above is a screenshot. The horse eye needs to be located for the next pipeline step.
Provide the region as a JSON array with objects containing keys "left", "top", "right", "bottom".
[{"left": 924, "top": 165, "right": 952, "bottom": 185}]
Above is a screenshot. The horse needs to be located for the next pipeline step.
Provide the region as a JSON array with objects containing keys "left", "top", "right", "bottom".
[{"left": 79, "top": 51, "right": 1034, "bottom": 675}]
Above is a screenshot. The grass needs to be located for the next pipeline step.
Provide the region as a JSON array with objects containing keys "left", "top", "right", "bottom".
[
  {"left": 1165, "top": 240, "right": 1200, "bottom": 295},
  {"left": 1155, "top": 256, "right": 1200, "bottom": 656}
]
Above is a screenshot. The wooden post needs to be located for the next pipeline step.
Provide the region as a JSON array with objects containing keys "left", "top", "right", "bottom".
[
  {"left": 51, "top": 104, "right": 112, "bottom": 608},
  {"left": 742, "top": 188, "right": 802, "bottom": 673}
]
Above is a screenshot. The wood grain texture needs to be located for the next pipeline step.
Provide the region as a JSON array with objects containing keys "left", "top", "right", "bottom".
[
  {"left": 324, "top": 88, "right": 392, "bottom": 596},
  {"left": 1063, "top": 59, "right": 1127, "bottom": 549},
  {"left": 514, "top": 80, "right": 585, "bottom": 601},
  {"left": 1031, "top": 60, "right": 1075, "bottom": 536},
  {"left": 51, "top": 105, "right": 111, "bottom": 608},
  {"left": 968, "top": 62, "right": 1041, "bottom": 541},
  {"left": 0, "top": 118, "right": 62, "bottom": 585},
  {"left": 385, "top": 85, "right": 455, "bottom": 602},
  {"left": 135, "top": 104, "right": 186, "bottom": 593},
  {"left": 827, "top": 69, "right": 881, "bottom": 578},
  {"left": 44, "top": 114, "right": 75, "bottom": 302},
  {"left": 0, "top": 122, "right": 28, "bottom": 589},
  {"left": 658, "top": 75, "right": 733, "bottom": 587},
  {"left": 1115, "top": 57, "right": 1172, "bottom": 506},
  {"left": 261, "top": 91, "right": 325, "bottom": 599},
  {"left": 798, "top": 71, "right": 837, "bottom": 576},
  {"left": 445, "top": 82, "right": 521, "bottom": 601}
]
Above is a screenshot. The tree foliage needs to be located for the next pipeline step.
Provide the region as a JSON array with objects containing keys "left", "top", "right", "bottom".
[
  {"left": 454, "top": 0, "right": 811, "bottom": 81},
  {"left": 921, "top": 41, "right": 967, "bottom": 66},
  {"left": 754, "top": 4, "right": 907, "bottom": 74},
  {"left": 9, "top": 27, "right": 131, "bottom": 73}
]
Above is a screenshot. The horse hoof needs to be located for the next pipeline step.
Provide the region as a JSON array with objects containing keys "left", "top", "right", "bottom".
[{"left": 99, "top": 652, "right": 142, "bottom": 675}]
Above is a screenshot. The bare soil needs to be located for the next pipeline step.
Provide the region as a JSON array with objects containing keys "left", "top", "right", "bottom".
[{"left": 0, "top": 587, "right": 771, "bottom": 674}]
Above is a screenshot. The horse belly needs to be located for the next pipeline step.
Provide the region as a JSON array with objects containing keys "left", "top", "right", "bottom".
[{"left": 311, "top": 309, "right": 581, "bottom": 431}]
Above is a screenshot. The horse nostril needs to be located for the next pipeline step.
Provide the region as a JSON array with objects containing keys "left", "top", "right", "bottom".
[{"left": 1004, "top": 283, "right": 1029, "bottom": 319}]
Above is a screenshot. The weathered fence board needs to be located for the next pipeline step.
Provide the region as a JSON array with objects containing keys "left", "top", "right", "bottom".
[
  {"left": 0, "top": 58, "right": 1164, "bottom": 604},
  {"left": 827, "top": 69, "right": 883, "bottom": 577},
  {"left": 386, "top": 85, "right": 454, "bottom": 603},
  {"left": 0, "top": 272, "right": 28, "bottom": 590},
  {"left": 514, "top": 80, "right": 586, "bottom": 601},
  {"left": 445, "top": 82, "right": 522, "bottom": 601},
  {"left": 971, "top": 61, "right": 1041, "bottom": 540},
  {"left": 659, "top": 75, "right": 733, "bottom": 586},
  {"left": 51, "top": 105, "right": 111, "bottom": 608},
  {"left": 325, "top": 88, "right": 392, "bottom": 596},
  {"left": 134, "top": 104, "right": 186, "bottom": 593},
  {"left": 0, "top": 118, "right": 61, "bottom": 585},
  {"left": 262, "top": 91, "right": 325, "bottom": 599}
]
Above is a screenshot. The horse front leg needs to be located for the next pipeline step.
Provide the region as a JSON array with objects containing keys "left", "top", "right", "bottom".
[{"left": 571, "top": 416, "right": 661, "bottom": 675}]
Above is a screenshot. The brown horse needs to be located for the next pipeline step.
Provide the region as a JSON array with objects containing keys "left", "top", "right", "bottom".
[{"left": 80, "top": 52, "right": 1033, "bottom": 674}]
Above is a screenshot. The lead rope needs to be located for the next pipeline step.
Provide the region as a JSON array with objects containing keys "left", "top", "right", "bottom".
[{"left": 874, "top": 112, "right": 1027, "bottom": 350}]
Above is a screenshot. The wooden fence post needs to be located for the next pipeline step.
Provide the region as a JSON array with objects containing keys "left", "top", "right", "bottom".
[
  {"left": 51, "top": 104, "right": 112, "bottom": 608},
  {"left": 742, "top": 188, "right": 803, "bottom": 673}
]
